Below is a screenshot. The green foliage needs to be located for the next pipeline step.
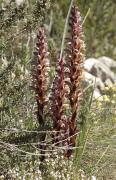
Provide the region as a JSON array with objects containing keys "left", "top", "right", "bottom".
[{"left": 50, "top": 0, "right": 116, "bottom": 58}]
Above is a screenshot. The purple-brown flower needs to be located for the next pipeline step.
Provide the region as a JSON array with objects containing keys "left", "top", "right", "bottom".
[
  {"left": 32, "top": 28, "right": 49, "bottom": 126},
  {"left": 51, "top": 58, "right": 69, "bottom": 149},
  {"left": 65, "top": 5, "right": 85, "bottom": 157},
  {"left": 32, "top": 28, "right": 49, "bottom": 161}
]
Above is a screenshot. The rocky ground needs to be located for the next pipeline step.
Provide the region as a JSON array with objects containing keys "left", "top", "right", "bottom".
[{"left": 83, "top": 56, "right": 116, "bottom": 98}]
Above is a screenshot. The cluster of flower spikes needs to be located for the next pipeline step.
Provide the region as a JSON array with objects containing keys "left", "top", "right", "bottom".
[
  {"left": 50, "top": 5, "right": 85, "bottom": 157},
  {"left": 32, "top": 5, "right": 85, "bottom": 158}
]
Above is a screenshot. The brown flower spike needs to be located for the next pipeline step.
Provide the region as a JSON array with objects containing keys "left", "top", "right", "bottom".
[
  {"left": 32, "top": 28, "right": 49, "bottom": 160},
  {"left": 32, "top": 28, "right": 49, "bottom": 125},
  {"left": 51, "top": 58, "right": 69, "bottom": 148},
  {"left": 65, "top": 6, "right": 85, "bottom": 156}
]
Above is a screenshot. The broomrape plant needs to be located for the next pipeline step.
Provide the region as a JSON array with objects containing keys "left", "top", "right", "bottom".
[
  {"left": 65, "top": 5, "right": 85, "bottom": 157},
  {"left": 32, "top": 4, "right": 85, "bottom": 160},
  {"left": 32, "top": 28, "right": 50, "bottom": 161}
]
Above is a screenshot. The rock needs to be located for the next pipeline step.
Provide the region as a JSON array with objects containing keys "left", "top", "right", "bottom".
[
  {"left": 83, "top": 56, "right": 116, "bottom": 99},
  {"left": 91, "top": 63, "right": 114, "bottom": 83},
  {"left": 84, "top": 58, "right": 115, "bottom": 83},
  {"left": 84, "top": 58, "right": 97, "bottom": 72},
  {"left": 83, "top": 71, "right": 105, "bottom": 92},
  {"left": 83, "top": 56, "right": 116, "bottom": 98},
  {"left": 104, "top": 78, "right": 113, "bottom": 86},
  {"left": 82, "top": 72, "right": 105, "bottom": 98},
  {"left": 98, "top": 56, "right": 116, "bottom": 69}
]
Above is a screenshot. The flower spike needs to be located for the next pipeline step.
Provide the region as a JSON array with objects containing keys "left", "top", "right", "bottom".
[
  {"left": 32, "top": 28, "right": 49, "bottom": 125},
  {"left": 51, "top": 57, "right": 69, "bottom": 149},
  {"left": 65, "top": 5, "right": 85, "bottom": 157},
  {"left": 32, "top": 28, "right": 50, "bottom": 161}
]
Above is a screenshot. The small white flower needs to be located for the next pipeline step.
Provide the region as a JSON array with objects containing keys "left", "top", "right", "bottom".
[
  {"left": 11, "top": 72, "right": 16, "bottom": 80},
  {"left": 0, "top": 175, "right": 5, "bottom": 179},
  {"left": 91, "top": 176, "right": 97, "bottom": 180},
  {"left": 15, "top": 0, "right": 25, "bottom": 6},
  {"left": 2, "top": 58, "right": 8, "bottom": 67}
]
